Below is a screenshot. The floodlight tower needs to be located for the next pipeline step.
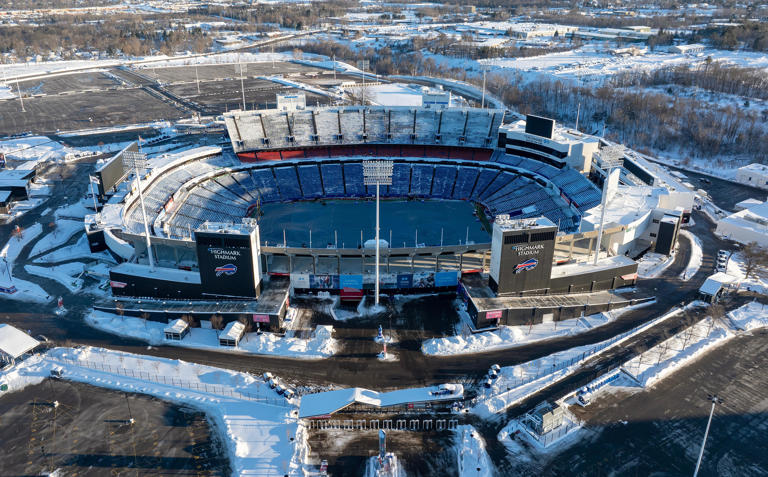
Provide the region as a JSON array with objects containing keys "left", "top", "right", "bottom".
[
  {"left": 593, "top": 144, "right": 624, "bottom": 266},
  {"left": 123, "top": 150, "right": 155, "bottom": 271},
  {"left": 693, "top": 394, "right": 723, "bottom": 477},
  {"left": 363, "top": 160, "right": 393, "bottom": 306}
]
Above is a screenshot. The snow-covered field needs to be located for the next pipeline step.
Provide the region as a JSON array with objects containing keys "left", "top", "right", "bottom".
[
  {"left": 0, "top": 347, "right": 308, "bottom": 476},
  {"left": 678, "top": 229, "right": 702, "bottom": 281},
  {"left": 725, "top": 252, "right": 768, "bottom": 295},
  {"left": 367, "top": 83, "right": 423, "bottom": 106},
  {"left": 24, "top": 262, "right": 85, "bottom": 292},
  {"left": 0, "top": 223, "right": 53, "bottom": 302},
  {"left": 455, "top": 425, "right": 493, "bottom": 477},
  {"left": 86, "top": 310, "right": 338, "bottom": 359}
]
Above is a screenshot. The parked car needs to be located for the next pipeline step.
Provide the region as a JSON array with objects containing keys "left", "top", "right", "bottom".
[
  {"left": 483, "top": 378, "right": 493, "bottom": 388},
  {"left": 275, "top": 385, "right": 285, "bottom": 395},
  {"left": 263, "top": 372, "right": 273, "bottom": 382},
  {"left": 283, "top": 389, "right": 295, "bottom": 399},
  {"left": 490, "top": 364, "right": 501, "bottom": 373},
  {"left": 268, "top": 378, "right": 277, "bottom": 389}
]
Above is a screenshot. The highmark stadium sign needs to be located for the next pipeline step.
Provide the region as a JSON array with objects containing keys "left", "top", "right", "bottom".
[
  {"left": 511, "top": 243, "right": 545, "bottom": 256},
  {"left": 208, "top": 247, "right": 242, "bottom": 261}
]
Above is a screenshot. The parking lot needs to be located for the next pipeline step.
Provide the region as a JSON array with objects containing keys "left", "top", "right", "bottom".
[
  {"left": 0, "top": 379, "right": 229, "bottom": 476},
  {"left": 17, "top": 71, "right": 122, "bottom": 96}
]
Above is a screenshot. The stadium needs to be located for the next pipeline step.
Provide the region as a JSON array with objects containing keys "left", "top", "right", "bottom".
[{"left": 90, "top": 104, "right": 663, "bottom": 329}]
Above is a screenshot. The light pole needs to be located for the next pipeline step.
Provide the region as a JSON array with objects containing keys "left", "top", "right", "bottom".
[
  {"left": 593, "top": 145, "right": 624, "bottom": 266},
  {"left": 363, "top": 160, "right": 393, "bottom": 306},
  {"left": 693, "top": 394, "right": 722, "bottom": 477},
  {"left": 123, "top": 149, "right": 154, "bottom": 271}
]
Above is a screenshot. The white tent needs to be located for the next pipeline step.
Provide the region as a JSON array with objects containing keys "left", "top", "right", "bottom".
[{"left": 0, "top": 324, "right": 40, "bottom": 364}]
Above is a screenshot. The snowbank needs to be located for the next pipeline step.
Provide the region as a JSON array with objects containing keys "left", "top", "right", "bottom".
[
  {"left": 455, "top": 425, "right": 493, "bottom": 477},
  {"left": 2, "top": 346, "right": 308, "bottom": 477},
  {"left": 34, "top": 233, "right": 114, "bottom": 264},
  {"left": 86, "top": 310, "right": 338, "bottom": 359},
  {"left": 422, "top": 303, "right": 653, "bottom": 356},
  {"left": 725, "top": 252, "right": 768, "bottom": 295},
  {"left": 423, "top": 313, "right": 612, "bottom": 356},
  {"left": 621, "top": 317, "right": 732, "bottom": 387},
  {"left": 727, "top": 301, "right": 768, "bottom": 331},
  {"left": 678, "top": 229, "right": 702, "bottom": 281}
]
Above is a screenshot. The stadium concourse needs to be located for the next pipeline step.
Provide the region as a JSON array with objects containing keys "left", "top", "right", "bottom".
[{"left": 87, "top": 104, "right": 652, "bottom": 332}]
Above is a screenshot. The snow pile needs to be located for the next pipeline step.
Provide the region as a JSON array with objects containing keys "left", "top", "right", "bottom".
[
  {"left": 423, "top": 302, "right": 654, "bottom": 356},
  {"left": 3, "top": 346, "right": 308, "bottom": 477},
  {"left": 86, "top": 310, "right": 338, "bottom": 359},
  {"left": 422, "top": 313, "right": 613, "bottom": 356},
  {"left": 455, "top": 425, "right": 493, "bottom": 477},
  {"left": 0, "top": 136, "right": 76, "bottom": 163},
  {"left": 726, "top": 301, "right": 768, "bottom": 331},
  {"left": 621, "top": 317, "right": 732, "bottom": 387},
  {"left": 29, "top": 220, "right": 83, "bottom": 257},
  {"left": 678, "top": 229, "right": 702, "bottom": 281},
  {"left": 637, "top": 251, "right": 675, "bottom": 278},
  {"left": 331, "top": 296, "right": 386, "bottom": 321}
]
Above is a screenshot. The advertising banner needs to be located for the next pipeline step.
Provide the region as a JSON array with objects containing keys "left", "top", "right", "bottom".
[
  {"left": 397, "top": 274, "right": 413, "bottom": 289},
  {"left": 413, "top": 272, "right": 436, "bottom": 289},
  {"left": 291, "top": 273, "right": 310, "bottom": 289},
  {"left": 434, "top": 271, "right": 459, "bottom": 287},
  {"left": 252, "top": 314, "right": 271, "bottom": 323},
  {"left": 486, "top": 310, "right": 503, "bottom": 320},
  {"left": 310, "top": 274, "right": 339, "bottom": 289},
  {"left": 339, "top": 274, "right": 363, "bottom": 290},
  {"left": 381, "top": 273, "right": 398, "bottom": 289}
]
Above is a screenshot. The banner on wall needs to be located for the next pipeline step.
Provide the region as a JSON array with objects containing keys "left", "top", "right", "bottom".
[
  {"left": 434, "top": 271, "right": 459, "bottom": 287},
  {"left": 310, "top": 274, "right": 339, "bottom": 289},
  {"left": 339, "top": 274, "right": 363, "bottom": 290},
  {"left": 397, "top": 274, "right": 413, "bottom": 289},
  {"left": 291, "top": 273, "right": 310, "bottom": 289},
  {"left": 413, "top": 272, "right": 436, "bottom": 289}
]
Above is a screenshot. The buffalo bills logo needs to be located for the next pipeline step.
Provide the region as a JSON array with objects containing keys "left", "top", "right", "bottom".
[
  {"left": 514, "top": 258, "right": 538, "bottom": 273},
  {"left": 215, "top": 264, "right": 237, "bottom": 277}
]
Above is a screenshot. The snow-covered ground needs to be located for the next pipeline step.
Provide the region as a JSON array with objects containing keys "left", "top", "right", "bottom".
[
  {"left": 330, "top": 296, "right": 386, "bottom": 321},
  {"left": 24, "top": 262, "right": 85, "bottom": 292},
  {"left": 678, "top": 229, "right": 702, "bottom": 281},
  {"left": 0, "top": 347, "right": 309, "bottom": 476},
  {"left": 725, "top": 252, "right": 768, "bottom": 295},
  {"left": 0, "top": 223, "right": 53, "bottom": 303},
  {"left": 28, "top": 220, "right": 83, "bottom": 257},
  {"left": 472, "top": 301, "right": 705, "bottom": 417},
  {"left": 621, "top": 317, "right": 731, "bottom": 388},
  {"left": 86, "top": 310, "right": 338, "bottom": 359},
  {"left": 726, "top": 301, "right": 768, "bottom": 331},
  {"left": 34, "top": 233, "right": 114, "bottom": 264},
  {"left": 455, "top": 425, "right": 493, "bottom": 477},
  {"left": 423, "top": 302, "right": 652, "bottom": 356},
  {"left": 637, "top": 251, "right": 676, "bottom": 278}
]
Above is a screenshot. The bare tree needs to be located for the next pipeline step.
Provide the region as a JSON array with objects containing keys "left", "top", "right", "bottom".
[
  {"left": 210, "top": 314, "right": 224, "bottom": 336},
  {"left": 115, "top": 301, "right": 124, "bottom": 320},
  {"left": 140, "top": 311, "right": 150, "bottom": 329},
  {"left": 741, "top": 242, "right": 768, "bottom": 279}
]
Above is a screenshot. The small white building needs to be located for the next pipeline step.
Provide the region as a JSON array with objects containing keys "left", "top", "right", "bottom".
[
  {"left": 0, "top": 324, "right": 40, "bottom": 365},
  {"left": 715, "top": 200, "right": 768, "bottom": 247},
  {"left": 735, "top": 164, "right": 768, "bottom": 191},
  {"left": 164, "top": 319, "right": 190, "bottom": 341},
  {"left": 699, "top": 272, "right": 740, "bottom": 302},
  {"left": 219, "top": 321, "right": 245, "bottom": 347},
  {"left": 670, "top": 43, "right": 706, "bottom": 54}
]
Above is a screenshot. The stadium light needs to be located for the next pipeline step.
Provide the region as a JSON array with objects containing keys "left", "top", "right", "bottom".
[
  {"left": 123, "top": 149, "right": 155, "bottom": 271},
  {"left": 693, "top": 394, "right": 723, "bottom": 477},
  {"left": 363, "top": 160, "right": 393, "bottom": 306},
  {"left": 593, "top": 145, "right": 624, "bottom": 266}
]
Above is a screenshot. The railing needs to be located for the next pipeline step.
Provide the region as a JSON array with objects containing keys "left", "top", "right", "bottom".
[{"left": 51, "top": 357, "right": 291, "bottom": 408}]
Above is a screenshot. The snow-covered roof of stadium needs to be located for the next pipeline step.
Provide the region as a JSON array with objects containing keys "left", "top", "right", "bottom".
[{"left": 299, "top": 384, "right": 464, "bottom": 418}]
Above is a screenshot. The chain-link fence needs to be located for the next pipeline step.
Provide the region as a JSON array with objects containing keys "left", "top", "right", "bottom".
[{"left": 51, "top": 357, "right": 290, "bottom": 408}]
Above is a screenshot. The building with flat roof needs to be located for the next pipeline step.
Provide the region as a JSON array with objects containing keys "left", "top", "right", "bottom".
[
  {"left": 715, "top": 200, "right": 768, "bottom": 247},
  {"left": 498, "top": 115, "right": 600, "bottom": 173},
  {"left": 735, "top": 163, "right": 768, "bottom": 191},
  {"left": 0, "top": 324, "right": 40, "bottom": 365}
]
